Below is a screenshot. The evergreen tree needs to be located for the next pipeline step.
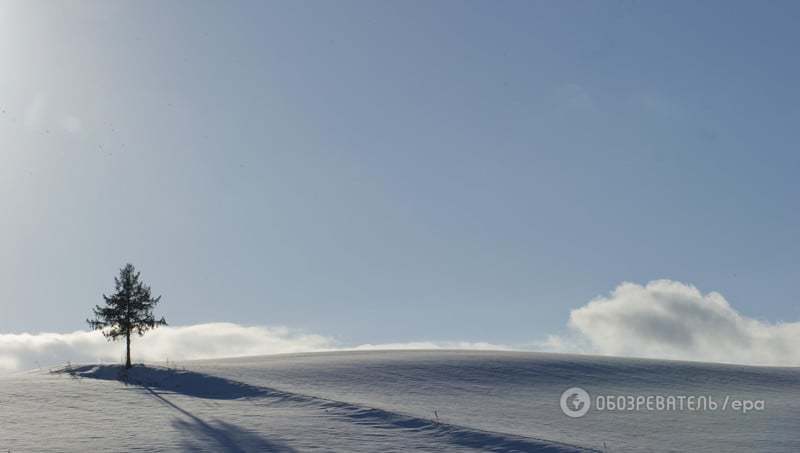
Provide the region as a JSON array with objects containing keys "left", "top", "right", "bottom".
[{"left": 88, "top": 263, "right": 167, "bottom": 369}]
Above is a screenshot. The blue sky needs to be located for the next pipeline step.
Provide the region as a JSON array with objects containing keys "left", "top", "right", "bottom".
[{"left": 1, "top": 1, "right": 798, "bottom": 347}]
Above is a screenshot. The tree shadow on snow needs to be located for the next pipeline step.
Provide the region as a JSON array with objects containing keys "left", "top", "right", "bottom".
[
  {"left": 147, "top": 387, "right": 296, "bottom": 453},
  {"left": 58, "top": 364, "right": 590, "bottom": 452},
  {"left": 59, "top": 364, "right": 268, "bottom": 399},
  {"left": 57, "top": 365, "right": 295, "bottom": 452}
]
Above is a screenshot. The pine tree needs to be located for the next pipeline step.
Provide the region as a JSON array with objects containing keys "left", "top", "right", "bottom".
[{"left": 88, "top": 263, "right": 167, "bottom": 369}]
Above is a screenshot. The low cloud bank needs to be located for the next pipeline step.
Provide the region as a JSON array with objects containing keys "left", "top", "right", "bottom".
[
  {"left": 0, "top": 323, "right": 510, "bottom": 372},
  {"left": 544, "top": 279, "right": 800, "bottom": 366},
  {"left": 3, "top": 280, "right": 798, "bottom": 371},
  {"left": 0, "top": 323, "right": 336, "bottom": 372}
]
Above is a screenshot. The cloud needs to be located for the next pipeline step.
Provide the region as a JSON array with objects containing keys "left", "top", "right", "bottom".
[
  {"left": 4, "top": 280, "right": 795, "bottom": 372},
  {"left": 0, "top": 323, "right": 335, "bottom": 372},
  {"left": 545, "top": 279, "right": 800, "bottom": 366},
  {"left": 0, "top": 323, "right": 511, "bottom": 372}
]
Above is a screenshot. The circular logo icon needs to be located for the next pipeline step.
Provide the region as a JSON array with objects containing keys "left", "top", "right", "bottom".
[{"left": 560, "top": 387, "right": 591, "bottom": 418}]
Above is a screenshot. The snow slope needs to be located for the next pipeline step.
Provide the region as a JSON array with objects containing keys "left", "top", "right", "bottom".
[{"left": 0, "top": 350, "right": 797, "bottom": 452}]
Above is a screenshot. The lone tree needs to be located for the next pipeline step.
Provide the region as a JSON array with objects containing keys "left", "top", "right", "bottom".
[{"left": 88, "top": 263, "right": 167, "bottom": 369}]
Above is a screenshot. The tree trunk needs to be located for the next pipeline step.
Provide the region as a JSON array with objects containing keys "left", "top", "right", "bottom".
[{"left": 125, "top": 331, "right": 131, "bottom": 369}]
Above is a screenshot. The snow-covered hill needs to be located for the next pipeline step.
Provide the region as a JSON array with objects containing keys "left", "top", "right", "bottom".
[{"left": 0, "top": 350, "right": 797, "bottom": 452}]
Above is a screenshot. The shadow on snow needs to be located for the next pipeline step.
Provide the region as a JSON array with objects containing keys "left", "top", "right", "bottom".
[
  {"left": 57, "top": 364, "right": 294, "bottom": 452},
  {"left": 147, "top": 387, "right": 295, "bottom": 452},
  {"left": 57, "top": 364, "right": 595, "bottom": 452},
  {"left": 60, "top": 364, "right": 267, "bottom": 399}
]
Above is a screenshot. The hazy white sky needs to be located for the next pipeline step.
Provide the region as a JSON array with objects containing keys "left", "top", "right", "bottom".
[{"left": 1, "top": 1, "right": 798, "bottom": 354}]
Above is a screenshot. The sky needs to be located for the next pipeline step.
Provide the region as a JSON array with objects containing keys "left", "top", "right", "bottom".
[{"left": 1, "top": 1, "right": 799, "bottom": 367}]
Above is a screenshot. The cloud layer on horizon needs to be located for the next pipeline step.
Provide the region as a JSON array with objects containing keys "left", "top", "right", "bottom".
[
  {"left": 3, "top": 280, "right": 800, "bottom": 371},
  {"left": 543, "top": 279, "right": 800, "bottom": 366},
  {"left": 0, "top": 323, "right": 335, "bottom": 372},
  {"left": 0, "top": 322, "right": 510, "bottom": 372}
]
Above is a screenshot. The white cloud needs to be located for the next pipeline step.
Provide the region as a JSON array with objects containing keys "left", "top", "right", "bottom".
[
  {"left": 0, "top": 323, "right": 335, "bottom": 372},
  {"left": 4, "top": 280, "right": 794, "bottom": 372},
  {"left": 0, "top": 323, "right": 510, "bottom": 372},
  {"left": 545, "top": 279, "right": 800, "bottom": 366}
]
